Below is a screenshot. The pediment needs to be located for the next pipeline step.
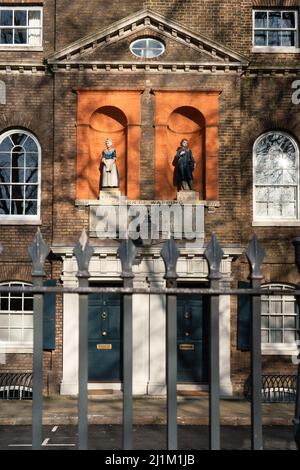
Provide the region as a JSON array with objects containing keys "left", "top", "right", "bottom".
[{"left": 47, "top": 8, "right": 249, "bottom": 71}]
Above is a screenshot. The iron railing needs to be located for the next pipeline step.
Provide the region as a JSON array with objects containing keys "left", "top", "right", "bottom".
[
  {"left": 0, "top": 373, "right": 33, "bottom": 400},
  {"left": 0, "top": 228, "right": 299, "bottom": 450},
  {"left": 245, "top": 375, "right": 298, "bottom": 403}
]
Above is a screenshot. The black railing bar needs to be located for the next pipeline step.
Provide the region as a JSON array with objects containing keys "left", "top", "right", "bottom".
[{"left": 0, "top": 286, "right": 300, "bottom": 295}]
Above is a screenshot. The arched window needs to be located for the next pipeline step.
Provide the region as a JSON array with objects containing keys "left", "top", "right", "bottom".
[
  {"left": 0, "top": 282, "right": 33, "bottom": 352},
  {"left": 0, "top": 129, "right": 41, "bottom": 220},
  {"left": 261, "top": 283, "right": 299, "bottom": 354},
  {"left": 253, "top": 131, "right": 299, "bottom": 221}
]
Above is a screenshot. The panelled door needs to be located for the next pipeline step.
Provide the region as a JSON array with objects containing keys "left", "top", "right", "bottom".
[
  {"left": 88, "top": 293, "right": 122, "bottom": 381},
  {"left": 177, "top": 294, "right": 208, "bottom": 383}
]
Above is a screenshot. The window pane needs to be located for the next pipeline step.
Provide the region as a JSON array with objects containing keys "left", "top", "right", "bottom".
[
  {"left": 28, "top": 28, "right": 41, "bottom": 46},
  {"left": 10, "top": 298, "right": 22, "bottom": 311},
  {"left": 23, "top": 314, "right": 33, "bottom": 328},
  {"left": 284, "top": 300, "right": 296, "bottom": 314},
  {"left": 10, "top": 133, "right": 27, "bottom": 146},
  {"left": 268, "top": 202, "right": 281, "bottom": 217},
  {"left": 270, "top": 316, "right": 283, "bottom": 329},
  {"left": 28, "top": 10, "right": 41, "bottom": 26},
  {"left": 282, "top": 31, "right": 295, "bottom": 46},
  {"left": 270, "top": 300, "right": 282, "bottom": 314},
  {"left": 284, "top": 330, "right": 296, "bottom": 343},
  {"left": 25, "top": 185, "right": 38, "bottom": 199},
  {"left": 10, "top": 313, "right": 23, "bottom": 327},
  {"left": 25, "top": 153, "right": 38, "bottom": 168},
  {"left": 261, "top": 330, "right": 269, "bottom": 343},
  {"left": 0, "top": 137, "right": 13, "bottom": 152},
  {"left": 0, "top": 328, "right": 8, "bottom": 341},
  {"left": 10, "top": 199, "right": 24, "bottom": 215},
  {"left": 14, "top": 10, "right": 27, "bottom": 27},
  {"left": 0, "top": 297, "right": 8, "bottom": 310},
  {"left": 268, "top": 31, "right": 281, "bottom": 46},
  {"left": 255, "top": 11, "right": 267, "bottom": 28},
  {"left": 261, "top": 316, "right": 269, "bottom": 328},
  {"left": 0, "top": 168, "right": 10, "bottom": 184},
  {"left": 10, "top": 328, "right": 22, "bottom": 342},
  {"left": 0, "top": 183, "right": 10, "bottom": 198},
  {"left": 0, "top": 153, "right": 10, "bottom": 168},
  {"left": 256, "top": 202, "right": 268, "bottom": 217},
  {"left": 0, "top": 314, "right": 8, "bottom": 326},
  {"left": 14, "top": 29, "right": 27, "bottom": 44},
  {"left": 11, "top": 185, "right": 24, "bottom": 199},
  {"left": 284, "top": 316, "right": 296, "bottom": 329},
  {"left": 11, "top": 168, "right": 24, "bottom": 184},
  {"left": 269, "top": 12, "right": 282, "bottom": 28},
  {"left": 261, "top": 300, "right": 269, "bottom": 313},
  {"left": 270, "top": 329, "right": 282, "bottom": 343},
  {"left": 282, "top": 202, "right": 296, "bottom": 218},
  {"left": 25, "top": 168, "right": 38, "bottom": 183},
  {"left": 282, "top": 12, "right": 295, "bottom": 28},
  {"left": 0, "top": 10, "right": 13, "bottom": 26},
  {"left": 23, "top": 328, "right": 33, "bottom": 342},
  {"left": 1, "top": 29, "right": 13, "bottom": 44},
  {"left": 23, "top": 137, "right": 37, "bottom": 153},
  {"left": 254, "top": 31, "right": 267, "bottom": 46},
  {"left": 25, "top": 200, "right": 37, "bottom": 215},
  {"left": 0, "top": 200, "right": 9, "bottom": 214},
  {"left": 23, "top": 298, "right": 33, "bottom": 311}
]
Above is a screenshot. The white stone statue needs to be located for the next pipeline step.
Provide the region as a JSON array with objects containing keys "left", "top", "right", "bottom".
[{"left": 100, "top": 138, "right": 120, "bottom": 188}]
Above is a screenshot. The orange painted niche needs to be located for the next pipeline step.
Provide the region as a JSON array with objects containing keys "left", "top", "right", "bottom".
[
  {"left": 154, "top": 90, "right": 220, "bottom": 201},
  {"left": 76, "top": 90, "right": 142, "bottom": 200}
]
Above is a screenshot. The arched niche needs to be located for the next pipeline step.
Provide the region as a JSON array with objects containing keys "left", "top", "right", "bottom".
[
  {"left": 167, "top": 106, "right": 205, "bottom": 195},
  {"left": 89, "top": 106, "right": 128, "bottom": 196}
]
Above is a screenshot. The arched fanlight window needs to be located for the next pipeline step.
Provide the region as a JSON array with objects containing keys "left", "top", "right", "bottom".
[
  {"left": 130, "top": 38, "right": 165, "bottom": 58},
  {"left": 253, "top": 131, "right": 299, "bottom": 220},
  {"left": 0, "top": 129, "right": 41, "bottom": 220}
]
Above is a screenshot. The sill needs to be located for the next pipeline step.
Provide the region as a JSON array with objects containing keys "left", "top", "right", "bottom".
[
  {"left": 0, "top": 46, "right": 43, "bottom": 52},
  {"left": 0, "top": 218, "right": 41, "bottom": 225},
  {"left": 253, "top": 220, "right": 300, "bottom": 227},
  {"left": 262, "top": 344, "right": 298, "bottom": 356},
  {"left": 252, "top": 46, "right": 300, "bottom": 53},
  {"left": 0, "top": 344, "right": 33, "bottom": 354}
]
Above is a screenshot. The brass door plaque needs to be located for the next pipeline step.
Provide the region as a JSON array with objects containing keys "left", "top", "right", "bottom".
[
  {"left": 97, "top": 344, "right": 112, "bottom": 350},
  {"left": 179, "top": 344, "right": 194, "bottom": 351}
]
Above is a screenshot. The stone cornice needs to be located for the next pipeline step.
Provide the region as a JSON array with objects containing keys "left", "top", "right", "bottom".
[
  {"left": 49, "top": 61, "right": 245, "bottom": 74},
  {"left": 47, "top": 8, "right": 249, "bottom": 67},
  {"left": 0, "top": 62, "right": 46, "bottom": 74}
]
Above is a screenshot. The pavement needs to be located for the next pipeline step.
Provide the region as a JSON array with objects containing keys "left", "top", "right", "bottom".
[{"left": 0, "top": 395, "right": 296, "bottom": 426}]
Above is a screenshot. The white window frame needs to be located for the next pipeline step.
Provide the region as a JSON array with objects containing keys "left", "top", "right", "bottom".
[
  {"left": 253, "top": 131, "right": 300, "bottom": 226},
  {"left": 0, "top": 6, "right": 43, "bottom": 51},
  {"left": 261, "top": 283, "right": 299, "bottom": 355},
  {"left": 252, "top": 9, "right": 300, "bottom": 53},
  {"left": 0, "top": 129, "right": 41, "bottom": 224},
  {"left": 0, "top": 282, "right": 33, "bottom": 353},
  {"left": 130, "top": 37, "right": 165, "bottom": 58}
]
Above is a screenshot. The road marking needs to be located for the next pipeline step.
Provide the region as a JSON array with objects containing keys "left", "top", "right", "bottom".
[
  {"left": 51, "top": 426, "right": 58, "bottom": 433},
  {"left": 8, "top": 444, "right": 31, "bottom": 447},
  {"left": 42, "top": 438, "right": 50, "bottom": 446}
]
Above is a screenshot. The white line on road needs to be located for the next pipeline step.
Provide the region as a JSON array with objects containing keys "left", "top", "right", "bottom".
[
  {"left": 51, "top": 426, "right": 58, "bottom": 433},
  {"left": 8, "top": 444, "right": 31, "bottom": 447},
  {"left": 42, "top": 438, "right": 50, "bottom": 446}
]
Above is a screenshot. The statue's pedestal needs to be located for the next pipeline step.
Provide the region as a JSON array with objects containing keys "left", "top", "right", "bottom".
[
  {"left": 176, "top": 190, "right": 199, "bottom": 203},
  {"left": 98, "top": 188, "right": 122, "bottom": 204}
]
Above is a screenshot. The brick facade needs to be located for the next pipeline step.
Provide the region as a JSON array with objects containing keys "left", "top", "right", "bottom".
[{"left": 0, "top": 0, "right": 299, "bottom": 395}]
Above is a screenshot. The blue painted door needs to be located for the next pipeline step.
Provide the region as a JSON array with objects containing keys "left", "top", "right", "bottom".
[
  {"left": 177, "top": 294, "right": 208, "bottom": 383},
  {"left": 88, "top": 293, "right": 122, "bottom": 381}
]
